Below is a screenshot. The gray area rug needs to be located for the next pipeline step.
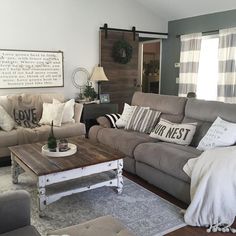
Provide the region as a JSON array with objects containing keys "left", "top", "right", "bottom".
[{"left": 0, "top": 167, "right": 185, "bottom": 236}]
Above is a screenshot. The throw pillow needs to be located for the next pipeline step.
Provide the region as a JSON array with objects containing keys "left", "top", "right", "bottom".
[
  {"left": 125, "top": 106, "right": 161, "bottom": 134},
  {"left": 8, "top": 94, "right": 42, "bottom": 128},
  {"left": 0, "top": 105, "right": 15, "bottom": 132},
  {"left": 53, "top": 98, "right": 75, "bottom": 123},
  {"left": 39, "top": 103, "right": 65, "bottom": 127},
  {"left": 150, "top": 118, "right": 197, "bottom": 145},
  {"left": 104, "top": 113, "right": 121, "bottom": 128},
  {"left": 116, "top": 103, "right": 136, "bottom": 128},
  {"left": 197, "top": 117, "right": 236, "bottom": 151}
]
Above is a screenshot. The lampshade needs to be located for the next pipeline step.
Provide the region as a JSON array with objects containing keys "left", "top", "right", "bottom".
[{"left": 90, "top": 66, "right": 108, "bottom": 82}]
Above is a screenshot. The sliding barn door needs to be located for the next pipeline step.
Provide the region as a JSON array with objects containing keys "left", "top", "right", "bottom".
[{"left": 100, "top": 30, "right": 139, "bottom": 112}]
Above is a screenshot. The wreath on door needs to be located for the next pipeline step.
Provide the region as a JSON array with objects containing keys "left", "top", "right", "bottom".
[{"left": 112, "top": 40, "right": 133, "bottom": 64}]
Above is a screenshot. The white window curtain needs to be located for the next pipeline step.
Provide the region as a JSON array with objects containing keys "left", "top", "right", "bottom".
[
  {"left": 218, "top": 27, "right": 236, "bottom": 103},
  {"left": 178, "top": 33, "right": 202, "bottom": 97}
]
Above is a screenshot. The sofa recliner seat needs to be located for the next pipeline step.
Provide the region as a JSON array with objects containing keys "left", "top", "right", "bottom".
[
  {"left": 134, "top": 142, "right": 202, "bottom": 183},
  {"left": 96, "top": 128, "right": 157, "bottom": 157}
]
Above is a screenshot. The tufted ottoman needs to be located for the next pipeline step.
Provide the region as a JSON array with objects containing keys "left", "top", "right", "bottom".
[{"left": 48, "top": 215, "right": 135, "bottom": 236}]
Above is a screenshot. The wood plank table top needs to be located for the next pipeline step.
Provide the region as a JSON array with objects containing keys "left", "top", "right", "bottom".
[{"left": 9, "top": 137, "right": 125, "bottom": 176}]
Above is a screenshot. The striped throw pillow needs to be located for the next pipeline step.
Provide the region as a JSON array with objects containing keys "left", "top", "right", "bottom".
[
  {"left": 125, "top": 106, "right": 161, "bottom": 134},
  {"left": 104, "top": 113, "right": 121, "bottom": 128}
]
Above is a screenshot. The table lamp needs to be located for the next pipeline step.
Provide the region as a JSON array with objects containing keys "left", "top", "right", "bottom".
[{"left": 90, "top": 65, "right": 108, "bottom": 99}]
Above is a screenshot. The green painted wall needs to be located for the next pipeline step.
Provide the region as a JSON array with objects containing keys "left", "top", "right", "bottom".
[{"left": 161, "top": 9, "right": 236, "bottom": 95}]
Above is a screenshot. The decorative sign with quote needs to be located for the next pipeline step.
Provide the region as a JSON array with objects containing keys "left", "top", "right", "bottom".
[{"left": 0, "top": 49, "right": 64, "bottom": 88}]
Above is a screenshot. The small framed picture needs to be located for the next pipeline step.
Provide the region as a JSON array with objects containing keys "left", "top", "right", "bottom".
[{"left": 100, "top": 94, "right": 110, "bottom": 103}]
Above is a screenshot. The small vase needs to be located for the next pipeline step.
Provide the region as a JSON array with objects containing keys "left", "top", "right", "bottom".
[{"left": 47, "top": 121, "right": 57, "bottom": 152}]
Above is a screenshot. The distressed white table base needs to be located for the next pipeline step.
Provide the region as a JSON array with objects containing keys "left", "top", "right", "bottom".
[{"left": 11, "top": 153, "right": 123, "bottom": 217}]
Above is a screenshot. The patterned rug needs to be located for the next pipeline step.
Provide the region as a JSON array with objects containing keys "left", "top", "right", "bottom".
[{"left": 0, "top": 167, "right": 185, "bottom": 236}]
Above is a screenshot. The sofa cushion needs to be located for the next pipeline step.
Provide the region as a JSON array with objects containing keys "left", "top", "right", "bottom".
[
  {"left": 0, "top": 226, "right": 40, "bottom": 236},
  {"left": 97, "top": 128, "right": 157, "bottom": 157},
  {"left": 16, "top": 125, "right": 51, "bottom": 145},
  {"left": 131, "top": 92, "right": 187, "bottom": 123},
  {"left": 0, "top": 130, "right": 18, "bottom": 148},
  {"left": 185, "top": 98, "right": 236, "bottom": 123},
  {"left": 53, "top": 123, "right": 85, "bottom": 138},
  {"left": 134, "top": 142, "right": 202, "bottom": 183}
]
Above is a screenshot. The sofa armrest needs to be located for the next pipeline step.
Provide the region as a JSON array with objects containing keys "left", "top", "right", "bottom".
[
  {"left": 96, "top": 116, "right": 112, "bottom": 128},
  {"left": 0, "top": 190, "right": 31, "bottom": 234},
  {"left": 88, "top": 125, "right": 104, "bottom": 142},
  {"left": 74, "top": 103, "right": 83, "bottom": 123}
]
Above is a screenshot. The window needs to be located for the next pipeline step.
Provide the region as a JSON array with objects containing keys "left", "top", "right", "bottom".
[{"left": 196, "top": 36, "right": 219, "bottom": 101}]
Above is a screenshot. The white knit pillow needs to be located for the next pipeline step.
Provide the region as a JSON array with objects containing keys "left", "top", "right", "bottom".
[
  {"left": 150, "top": 118, "right": 197, "bottom": 146},
  {"left": 0, "top": 105, "right": 15, "bottom": 132},
  {"left": 116, "top": 103, "right": 137, "bottom": 128},
  {"left": 53, "top": 99, "right": 75, "bottom": 123},
  {"left": 197, "top": 117, "right": 236, "bottom": 150},
  {"left": 39, "top": 103, "right": 65, "bottom": 127}
]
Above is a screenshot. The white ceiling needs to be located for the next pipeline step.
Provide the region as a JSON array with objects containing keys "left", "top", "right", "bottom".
[{"left": 134, "top": 0, "right": 236, "bottom": 21}]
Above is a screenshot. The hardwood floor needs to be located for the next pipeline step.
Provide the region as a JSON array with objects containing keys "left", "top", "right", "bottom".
[{"left": 124, "top": 171, "right": 236, "bottom": 236}]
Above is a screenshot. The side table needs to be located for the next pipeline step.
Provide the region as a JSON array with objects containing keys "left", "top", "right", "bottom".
[{"left": 79, "top": 103, "right": 118, "bottom": 136}]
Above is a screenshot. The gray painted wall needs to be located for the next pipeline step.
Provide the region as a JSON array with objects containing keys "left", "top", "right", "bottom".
[{"left": 161, "top": 9, "right": 236, "bottom": 95}]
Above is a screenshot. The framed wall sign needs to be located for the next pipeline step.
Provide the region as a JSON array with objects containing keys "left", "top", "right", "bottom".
[{"left": 0, "top": 49, "right": 64, "bottom": 89}]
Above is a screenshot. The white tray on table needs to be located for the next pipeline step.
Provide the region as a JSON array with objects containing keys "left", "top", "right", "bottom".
[{"left": 41, "top": 143, "right": 77, "bottom": 157}]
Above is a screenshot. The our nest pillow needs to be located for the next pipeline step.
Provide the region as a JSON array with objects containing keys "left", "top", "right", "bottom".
[
  {"left": 150, "top": 118, "right": 197, "bottom": 146},
  {"left": 197, "top": 117, "right": 236, "bottom": 151}
]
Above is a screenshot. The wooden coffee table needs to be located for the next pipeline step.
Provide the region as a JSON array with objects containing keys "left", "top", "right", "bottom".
[{"left": 9, "top": 137, "right": 125, "bottom": 216}]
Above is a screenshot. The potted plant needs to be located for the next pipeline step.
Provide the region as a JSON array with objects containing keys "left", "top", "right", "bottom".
[{"left": 83, "top": 82, "right": 97, "bottom": 101}]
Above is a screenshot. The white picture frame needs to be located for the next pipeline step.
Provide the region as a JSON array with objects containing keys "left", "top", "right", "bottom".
[{"left": 100, "top": 94, "right": 110, "bottom": 103}]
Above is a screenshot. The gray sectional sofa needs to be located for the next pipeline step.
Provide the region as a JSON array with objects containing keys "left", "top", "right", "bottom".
[{"left": 89, "top": 92, "right": 236, "bottom": 204}]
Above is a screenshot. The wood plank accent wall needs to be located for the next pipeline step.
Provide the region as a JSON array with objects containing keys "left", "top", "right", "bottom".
[{"left": 100, "top": 30, "right": 139, "bottom": 112}]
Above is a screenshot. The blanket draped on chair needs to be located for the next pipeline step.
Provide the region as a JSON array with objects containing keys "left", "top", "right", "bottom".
[{"left": 183, "top": 146, "right": 236, "bottom": 233}]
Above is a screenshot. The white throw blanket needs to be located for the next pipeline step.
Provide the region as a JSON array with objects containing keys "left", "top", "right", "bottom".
[{"left": 183, "top": 146, "right": 236, "bottom": 233}]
